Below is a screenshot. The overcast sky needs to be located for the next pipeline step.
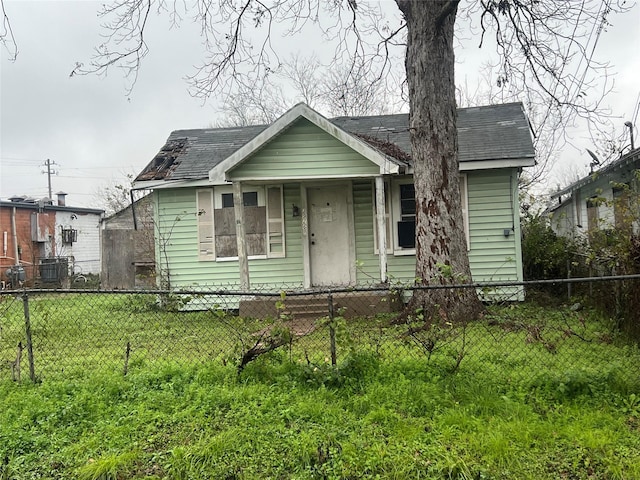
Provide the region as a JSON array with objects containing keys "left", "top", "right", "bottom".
[{"left": 1, "top": 1, "right": 639, "bottom": 209}]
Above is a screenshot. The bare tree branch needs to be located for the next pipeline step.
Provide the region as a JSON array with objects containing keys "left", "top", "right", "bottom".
[
  {"left": 70, "top": 0, "right": 153, "bottom": 96},
  {"left": 0, "top": 0, "right": 17, "bottom": 61}
]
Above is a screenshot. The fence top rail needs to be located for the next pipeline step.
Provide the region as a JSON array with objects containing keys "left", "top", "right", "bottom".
[{"left": 1, "top": 274, "right": 640, "bottom": 297}]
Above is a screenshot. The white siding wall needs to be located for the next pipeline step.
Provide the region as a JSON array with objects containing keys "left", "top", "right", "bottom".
[
  {"left": 56, "top": 211, "right": 102, "bottom": 274},
  {"left": 551, "top": 177, "right": 616, "bottom": 239}
]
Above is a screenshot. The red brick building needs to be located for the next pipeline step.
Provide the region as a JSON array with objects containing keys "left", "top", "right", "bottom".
[{"left": 0, "top": 195, "right": 103, "bottom": 287}]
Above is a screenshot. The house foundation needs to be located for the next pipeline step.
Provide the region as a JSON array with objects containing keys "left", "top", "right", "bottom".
[{"left": 239, "top": 290, "right": 403, "bottom": 321}]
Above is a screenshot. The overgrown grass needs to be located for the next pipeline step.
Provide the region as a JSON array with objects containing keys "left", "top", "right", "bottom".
[
  {"left": 1, "top": 294, "right": 640, "bottom": 478},
  {"left": 1, "top": 292, "right": 638, "bottom": 385},
  {"left": 1, "top": 352, "right": 639, "bottom": 479}
]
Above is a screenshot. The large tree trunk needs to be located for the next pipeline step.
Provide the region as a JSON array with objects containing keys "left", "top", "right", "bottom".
[{"left": 396, "top": 0, "right": 483, "bottom": 324}]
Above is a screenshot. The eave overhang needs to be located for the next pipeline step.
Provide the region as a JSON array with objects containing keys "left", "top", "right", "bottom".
[{"left": 458, "top": 156, "right": 536, "bottom": 172}]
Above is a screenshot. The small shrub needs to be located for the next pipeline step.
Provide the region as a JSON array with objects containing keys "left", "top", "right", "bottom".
[
  {"left": 521, "top": 213, "right": 576, "bottom": 281},
  {"left": 118, "top": 293, "right": 159, "bottom": 313},
  {"left": 292, "top": 351, "right": 380, "bottom": 390}
]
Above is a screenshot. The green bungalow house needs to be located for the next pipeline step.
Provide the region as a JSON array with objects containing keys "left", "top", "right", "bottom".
[{"left": 133, "top": 102, "right": 535, "bottom": 298}]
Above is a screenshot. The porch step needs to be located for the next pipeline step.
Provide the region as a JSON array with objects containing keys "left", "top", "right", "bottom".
[
  {"left": 239, "top": 291, "right": 402, "bottom": 321},
  {"left": 282, "top": 298, "right": 330, "bottom": 321}
]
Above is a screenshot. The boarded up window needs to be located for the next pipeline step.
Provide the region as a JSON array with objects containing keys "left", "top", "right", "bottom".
[
  {"left": 214, "top": 205, "right": 267, "bottom": 257},
  {"left": 198, "top": 185, "right": 284, "bottom": 260}
]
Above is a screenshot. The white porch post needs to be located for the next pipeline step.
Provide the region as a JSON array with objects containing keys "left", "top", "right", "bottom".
[
  {"left": 300, "top": 183, "right": 311, "bottom": 289},
  {"left": 375, "top": 176, "right": 388, "bottom": 283},
  {"left": 233, "top": 181, "right": 250, "bottom": 289}
]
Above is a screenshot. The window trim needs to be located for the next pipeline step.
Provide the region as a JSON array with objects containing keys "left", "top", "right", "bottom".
[
  {"left": 374, "top": 175, "right": 470, "bottom": 256},
  {"left": 266, "top": 185, "right": 286, "bottom": 258},
  {"left": 196, "top": 185, "right": 285, "bottom": 262},
  {"left": 196, "top": 189, "right": 215, "bottom": 260}
]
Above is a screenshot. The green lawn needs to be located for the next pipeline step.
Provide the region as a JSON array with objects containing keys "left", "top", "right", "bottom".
[{"left": 1, "top": 293, "right": 639, "bottom": 478}]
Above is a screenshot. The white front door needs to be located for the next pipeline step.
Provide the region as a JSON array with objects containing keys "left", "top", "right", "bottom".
[{"left": 308, "top": 185, "right": 352, "bottom": 286}]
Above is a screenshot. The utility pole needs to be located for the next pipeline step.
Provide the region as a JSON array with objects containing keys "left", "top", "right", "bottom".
[{"left": 42, "top": 159, "right": 58, "bottom": 199}]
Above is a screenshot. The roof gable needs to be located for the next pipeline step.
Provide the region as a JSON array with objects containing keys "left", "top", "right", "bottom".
[
  {"left": 226, "top": 118, "right": 384, "bottom": 181},
  {"left": 208, "top": 103, "right": 402, "bottom": 182}
]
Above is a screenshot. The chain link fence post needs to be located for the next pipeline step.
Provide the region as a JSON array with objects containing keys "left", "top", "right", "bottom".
[
  {"left": 327, "top": 293, "right": 337, "bottom": 366},
  {"left": 21, "top": 292, "right": 36, "bottom": 382}
]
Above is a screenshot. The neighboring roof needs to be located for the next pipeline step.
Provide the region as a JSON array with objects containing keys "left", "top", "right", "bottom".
[
  {"left": 103, "top": 193, "right": 153, "bottom": 224},
  {"left": 0, "top": 199, "right": 104, "bottom": 215},
  {"left": 550, "top": 147, "right": 640, "bottom": 199},
  {"left": 135, "top": 102, "right": 536, "bottom": 185}
]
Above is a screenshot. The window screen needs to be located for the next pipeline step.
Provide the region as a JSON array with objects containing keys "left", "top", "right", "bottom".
[{"left": 221, "top": 191, "right": 259, "bottom": 208}]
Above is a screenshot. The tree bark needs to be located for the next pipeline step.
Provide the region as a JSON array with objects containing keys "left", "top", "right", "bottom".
[{"left": 396, "top": 0, "right": 483, "bottom": 324}]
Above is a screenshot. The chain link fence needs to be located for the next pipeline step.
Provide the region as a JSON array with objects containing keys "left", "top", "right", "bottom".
[{"left": 1, "top": 276, "right": 639, "bottom": 385}]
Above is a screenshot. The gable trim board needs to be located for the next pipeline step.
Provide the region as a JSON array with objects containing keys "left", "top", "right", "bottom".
[
  {"left": 458, "top": 158, "right": 533, "bottom": 171},
  {"left": 209, "top": 104, "right": 405, "bottom": 183},
  {"left": 137, "top": 102, "right": 535, "bottom": 296}
]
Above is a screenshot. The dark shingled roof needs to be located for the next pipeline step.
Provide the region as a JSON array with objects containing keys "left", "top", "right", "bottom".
[
  {"left": 136, "top": 102, "right": 534, "bottom": 183},
  {"left": 331, "top": 102, "right": 534, "bottom": 163}
]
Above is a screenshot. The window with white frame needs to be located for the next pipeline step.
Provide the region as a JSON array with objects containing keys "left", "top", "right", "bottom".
[
  {"left": 374, "top": 175, "right": 470, "bottom": 255},
  {"left": 196, "top": 185, "right": 284, "bottom": 260},
  {"left": 397, "top": 183, "right": 416, "bottom": 248}
]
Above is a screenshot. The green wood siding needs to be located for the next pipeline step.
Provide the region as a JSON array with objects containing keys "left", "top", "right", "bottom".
[
  {"left": 351, "top": 171, "right": 523, "bottom": 286},
  {"left": 467, "top": 170, "right": 520, "bottom": 282},
  {"left": 155, "top": 169, "right": 524, "bottom": 297},
  {"left": 353, "top": 180, "right": 380, "bottom": 282},
  {"left": 229, "top": 119, "right": 380, "bottom": 180},
  {"left": 155, "top": 185, "right": 304, "bottom": 289}
]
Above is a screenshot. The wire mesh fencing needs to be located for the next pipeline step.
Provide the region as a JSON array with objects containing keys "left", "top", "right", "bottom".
[{"left": 1, "top": 276, "right": 639, "bottom": 385}]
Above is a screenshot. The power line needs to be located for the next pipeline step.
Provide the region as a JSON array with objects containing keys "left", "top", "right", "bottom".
[{"left": 0, "top": 157, "right": 45, "bottom": 163}]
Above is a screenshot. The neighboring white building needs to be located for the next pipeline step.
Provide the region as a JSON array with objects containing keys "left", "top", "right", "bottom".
[
  {"left": 55, "top": 209, "right": 103, "bottom": 275},
  {"left": 548, "top": 148, "right": 640, "bottom": 240}
]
